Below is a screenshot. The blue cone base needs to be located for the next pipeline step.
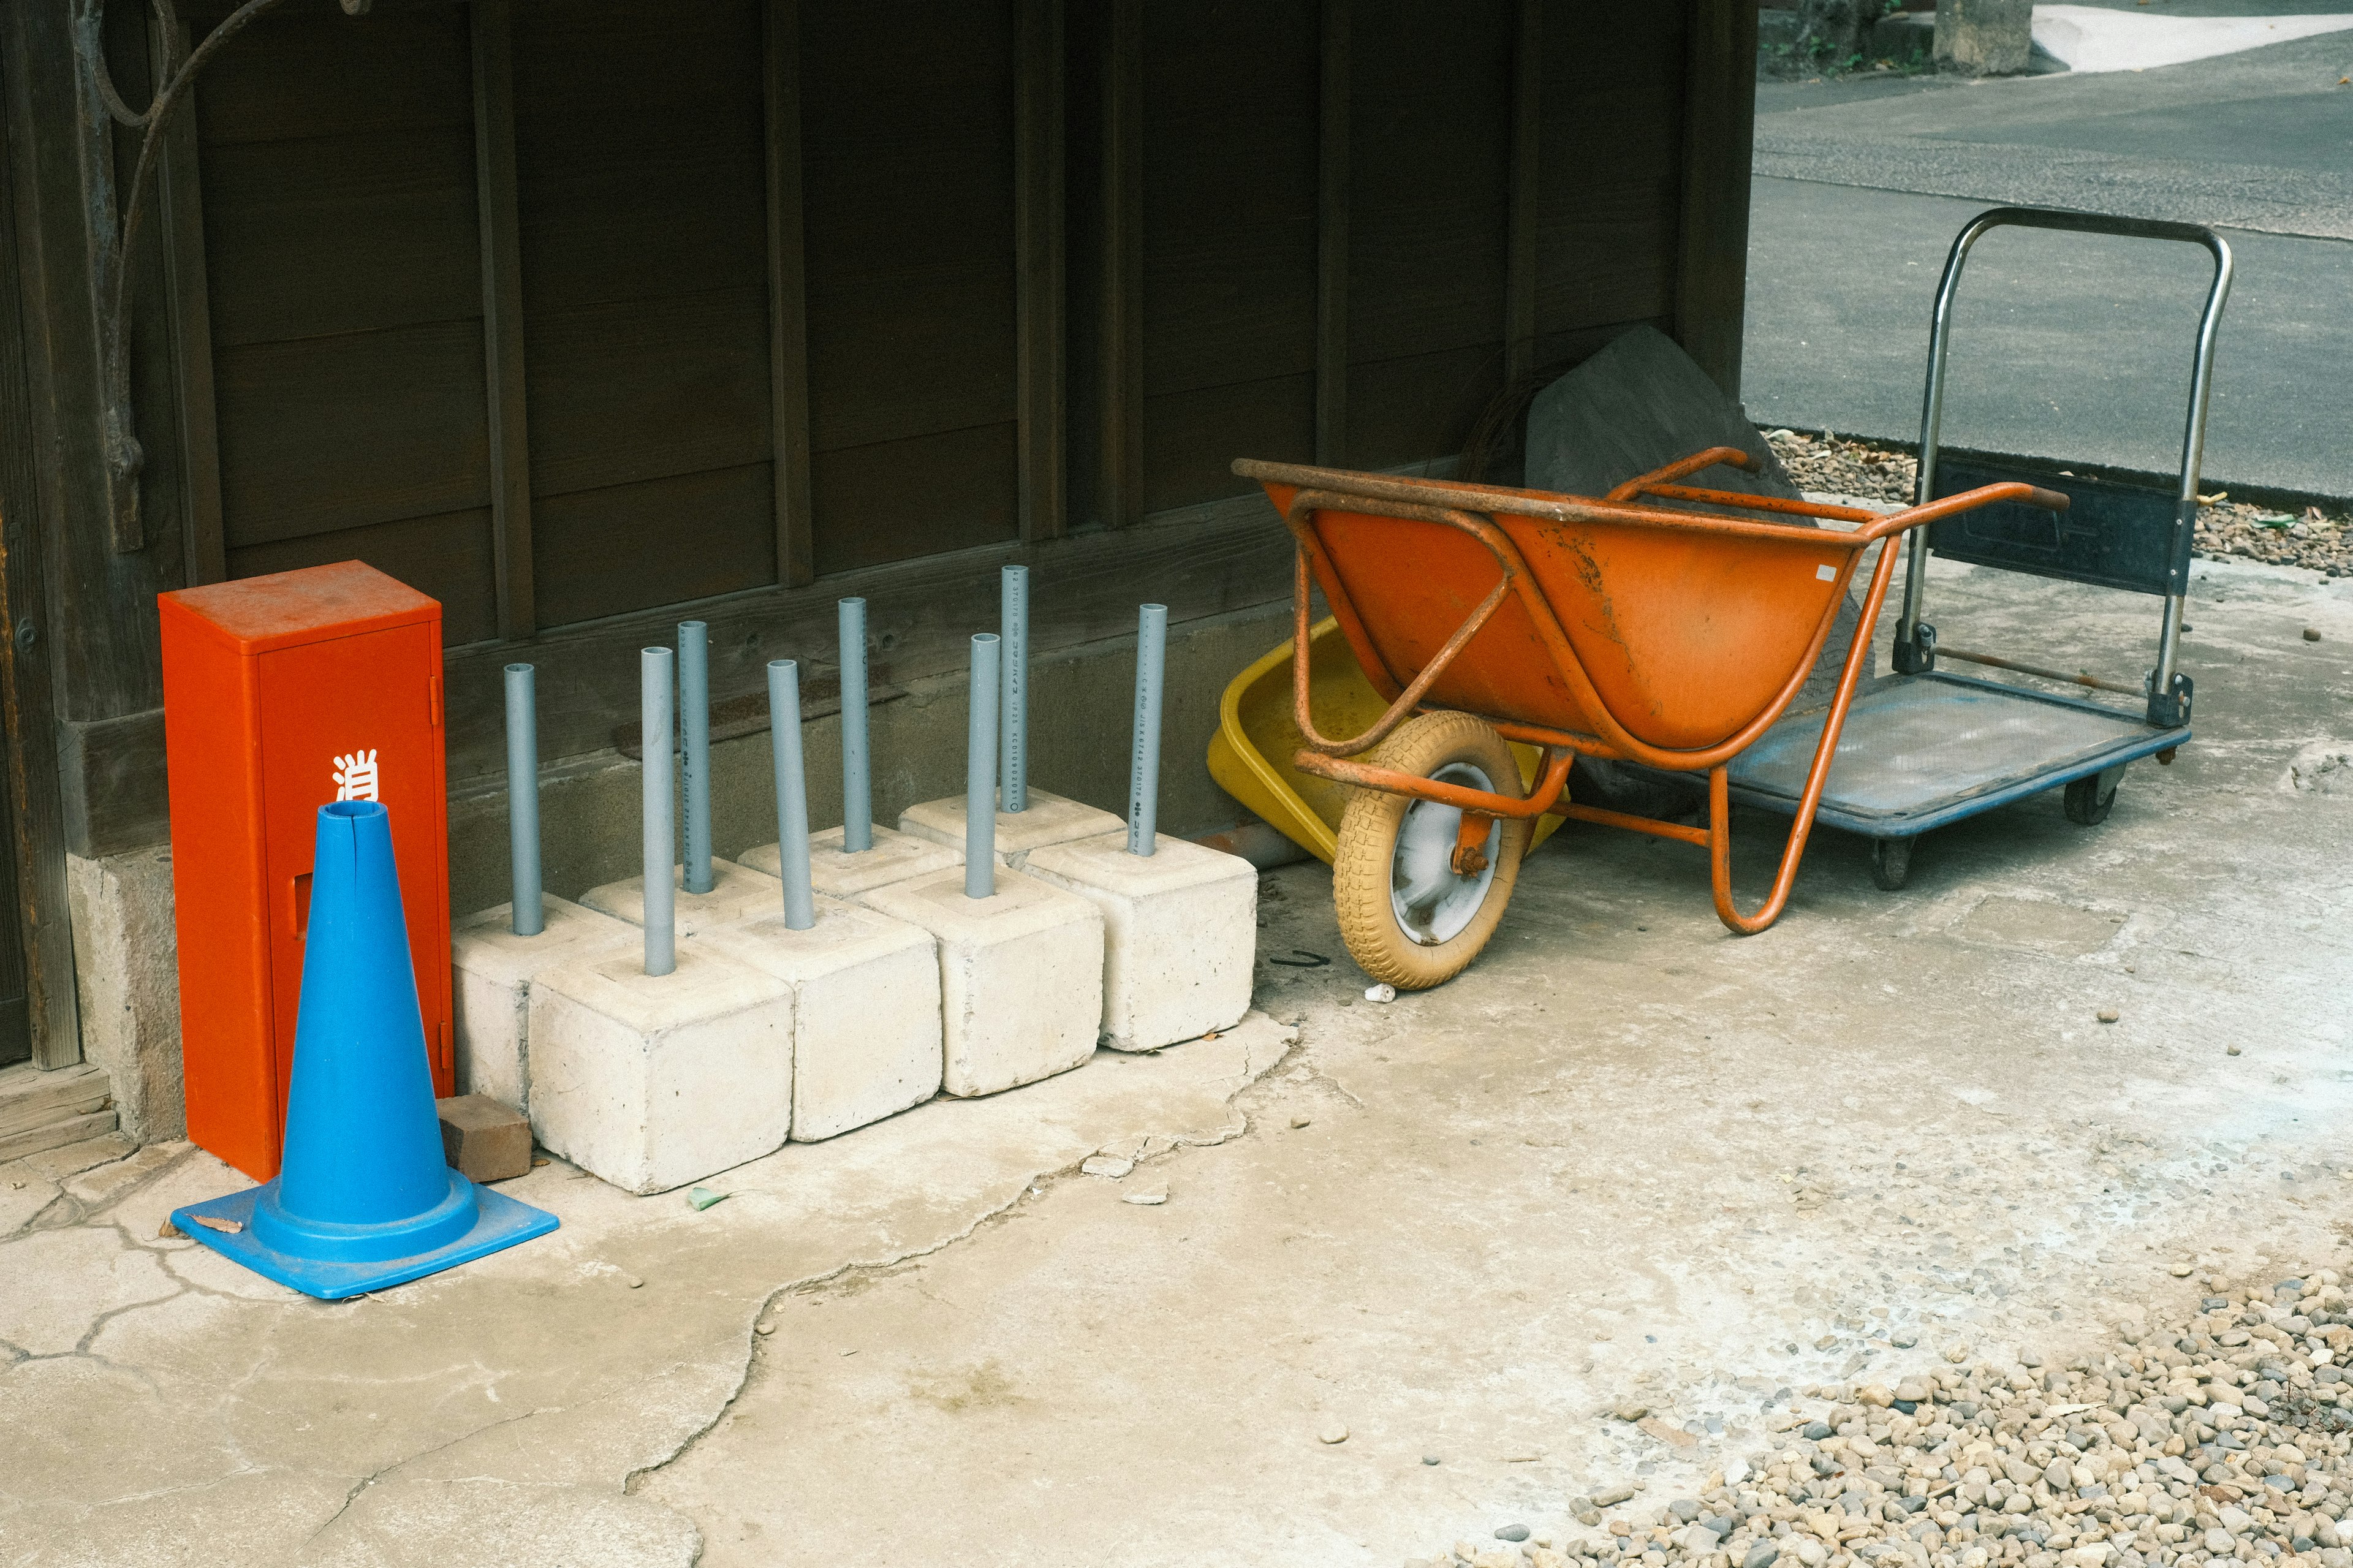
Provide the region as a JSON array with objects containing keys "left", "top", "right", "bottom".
[{"left": 171, "top": 1175, "right": 558, "bottom": 1301}]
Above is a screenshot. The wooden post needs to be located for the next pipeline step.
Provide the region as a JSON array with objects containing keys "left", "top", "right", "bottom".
[
  {"left": 765, "top": 0, "right": 816, "bottom": 587},
  {"left": 1015, "top": 0, "right": 1067, "bottom": 542},
  {"left": 0, "top": 55, "right": 80, "bottom": 1067},
  {"left": 1314, "top": 0, "right": 1350, "bottom": 468},
  {"left": 1504, "top": 0, "right": 1542, "bottom": 387},
  {"left": 1097, "top": 0, "right": 1143, "bottom": 529},
  {"left": 1675, "top": 0, "right": 1757, "bottom": 400},
  {"left": 471, "top": 0, "right": 535, "bottom": 638},
  {"left": 152, "top": 6, "right": 222, "bottom": 589}
]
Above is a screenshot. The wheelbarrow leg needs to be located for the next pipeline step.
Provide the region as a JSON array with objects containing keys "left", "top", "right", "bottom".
[
  {"left": 1707, "top": 766, "right": 1820, "bottom": 935},
  {"left": 1708, "top": 532, "right": 1911, "bottom": 935}
]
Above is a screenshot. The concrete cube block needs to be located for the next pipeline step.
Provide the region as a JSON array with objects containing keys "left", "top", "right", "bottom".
[
  {"left": 1934, "top": 0, "right": 2032, "bottom": 75},
  {"left": 737, "top": 824, "right": 960, "bottom": 900},
  {"left": 580, "top": 857, "right": 784, "bottom": 936},
  {"left": 897, "top": 787, "right": 1124, "bottom": 868},
  {"left": 702, "top": 899, "right": 944, "bottom": 1141},
  {"left": 527, "top": 942, "right": 795, "bottom": 1194},
  {"left": 1025, "top": 831, "right": 1258, "bottom": 1052},
  {"left": 861, "top": 866, "right": 1105, "bottom": 1098},
  {"left": 452, "top": 896, "right": 637, "bottom": 1112},
  {"left": 435, "top": 1093, "right": 532, "bottom": 1183}
]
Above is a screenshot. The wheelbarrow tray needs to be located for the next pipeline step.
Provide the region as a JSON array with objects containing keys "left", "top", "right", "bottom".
[
  {"left": 1205, "top": 616, "right": 1567, "bottom": 864},
  {"left": 1628, "top": 670, "right": 2190, "bottom": 836}
]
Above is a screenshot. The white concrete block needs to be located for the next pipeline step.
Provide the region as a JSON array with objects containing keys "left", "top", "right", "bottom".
[
  {"left": 702, "top": 899, "right": 944, "bottom": 1142},
  {"left": 580, "top": 857, "right": 784, "bottom": 936},
  {"left": 526, "top": 941, "right": 794, "bottom": 1194},
  {"left": 861, "top": 867, "right": 1104, "bottom": 1099},
  {"left": 737, "top": 824, "right": 960, "bottom": 900},
  {"left": 451, "top": 896, "right": 637, "bottom": 1113},
  {"left": 896, "top": 787, "right": 1124, "bottom": 868},
  {"left": 1025, "top": 831, "right": 1259, "bottom": 1053}
]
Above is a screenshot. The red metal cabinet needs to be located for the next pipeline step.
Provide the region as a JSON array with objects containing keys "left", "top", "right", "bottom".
[{"left": 160, "top": 562, "right": 452, "bottom": 1181}]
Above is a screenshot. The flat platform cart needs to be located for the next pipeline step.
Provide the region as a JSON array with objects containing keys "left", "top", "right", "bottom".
[
  {"left": 1231, "top": 452, "right": 2070, "bottom": 988},
  {"left": 1639, "top": 206, "right": 2234, "bottom": 891}
]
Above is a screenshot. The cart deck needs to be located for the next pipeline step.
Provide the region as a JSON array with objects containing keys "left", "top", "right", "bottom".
[
  {"left": 1719, "top": 673, "right": 2186, "bottom": 836},
  {"left": 1624, "top": 668, "right": 2191, "bottom": 885}
]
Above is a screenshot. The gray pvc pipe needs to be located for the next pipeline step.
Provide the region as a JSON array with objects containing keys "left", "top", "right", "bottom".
[
  {"left": 839, "top": 598, "right": 871, "bottom": 853},
  {"left": 678, "top": 621, "right": 713, "bottom": 895},
  {"left": 642, "top": 646, "right": 676, "bottom": 977},
  {"left": 966, "top": 632, "right": 999, "bottom": 900},
  {"left": 768, "top": 659, "right": 816, "bottom": 931},
  {"left": 504, "top": 662, "right": 544, "bottom": 936},
  {"left": 1128, "top": 604, "right": 1167, "bottom": 856},
  {"left": 1000, "top": 564, "right": 1028, "bottom": 814}
]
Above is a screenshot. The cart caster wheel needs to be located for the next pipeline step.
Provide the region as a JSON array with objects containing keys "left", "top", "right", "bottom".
[
  {"left": 1870, "top": 836, "right": 1914, "bottom": 891},
  {"left": 1332, "top": 711, "right": 1529, "bottom": 991},
  {"left": 2063, "top": 772, "right": 2118, "bottom": 825}
]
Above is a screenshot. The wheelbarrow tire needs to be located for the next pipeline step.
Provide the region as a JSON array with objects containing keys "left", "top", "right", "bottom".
[
  {"left": 1332, "top": 711, "right": 1530, "bottom": 991},
  {"left": 1870, "top": 836, "right": 1913, "bottom": 892}
]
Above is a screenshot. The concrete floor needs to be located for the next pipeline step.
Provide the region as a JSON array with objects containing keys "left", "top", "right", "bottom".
[{"left": 4, "top": 550, "right": 2351, "bottom": 1566}]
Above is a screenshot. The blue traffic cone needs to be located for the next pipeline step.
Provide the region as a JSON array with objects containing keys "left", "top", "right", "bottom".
[{"left": 173, "top": 800, "right": 556, "bottom": 1298}]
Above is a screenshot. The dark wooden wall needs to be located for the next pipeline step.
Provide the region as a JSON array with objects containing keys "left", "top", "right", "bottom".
[{"left": 2, "top": 0, "right": 1756, "bottom": 922}]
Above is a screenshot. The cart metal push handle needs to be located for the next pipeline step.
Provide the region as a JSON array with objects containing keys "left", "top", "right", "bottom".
[{"left": 1893, "top": 206, "right": 2234, "bottom": 727}]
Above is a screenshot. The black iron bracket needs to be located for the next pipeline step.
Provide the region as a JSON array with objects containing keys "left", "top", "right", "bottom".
[
  {"left": 2146, "top": 671, "right": 2192, "bottom": 729},
  {"left": 1892, "top": 618, "right": 1937, "bottom": 676},
  {"left": 68, "top": 0, "right": 373, "bottom": 553}
]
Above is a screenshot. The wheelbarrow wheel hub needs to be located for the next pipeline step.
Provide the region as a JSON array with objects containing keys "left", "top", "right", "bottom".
[{"left": 1332, "top": 712, "right": 1529, "bottom": 990}]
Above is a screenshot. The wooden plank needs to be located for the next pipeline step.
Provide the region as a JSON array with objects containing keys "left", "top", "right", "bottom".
[
  {"left": 441, "top": 482, "right": 1298, "bottom": 788},
  {"left": 472, "top": 0, "right": 533, "bottom": 640},
  {"left": 1015, "top": 0, "right": 1066, "bottom": 542},
  {"left": 512, "top": 0, "right": 767, "bottom": 315},
  {"left": 1145, "top": 374, "right": 1314, "bottom": 517},
  {"left": 1139, "top": 2, "right": 1320, "bottom": 402},
  {"left": 192, "top": 4, "right": 474, "bottom": 148},
  {"left": 154, "top": 9, "right": 226, "bottom": 588},
  {"left": 521, "top": 287, "right": 771, "bottom": 501},
  {"left": 798, "top": 2, "right": 1018, "bottom": 468},
  {"left": 1336, "top": 345, "right": 1501, "bottom": 475},
  {"left": 1535, "top": 6, "right": 1686, "bottom": 340},
  {"left": 57, "top": 710, "right": 169, "bottom": 860},
  {"left": 810, "top": 422, "right": 1019, "bottom": 577},
  {"left": 1314, "top": 0, "right": 1350, "bottom": 466},
  {"left": 803, "top": 264, "right": 1015, "bottom": 453},
  {"left": 1343, "top": 0, "right": 1512, "bottom": 368},
  {"left": 764, "top": 0, "right": 813, "bottom": 587},
  {"left": 1097, "top": 0, "right": 1142, "bottom": 529},
  {"left": 1505, "top": 0, "right": 1542, "bottom": 385},
  {"left": 1674, "top": 0, "right": 1757, "bottom": 398},
  {"left": 199, "top": 129, "right": 481, "bottom": 349},
  {"left": 0, "top": 1108, "right": 118, "bottom": 1164},
  {"left": 0, "top": 1059, "right": 108, "bottom": 1138},
  {"left": 214, "top": 319, "right": 492, "bottom": 545},
  {"left": 531, "top": 463, "right": 776, "bottom": 629}
]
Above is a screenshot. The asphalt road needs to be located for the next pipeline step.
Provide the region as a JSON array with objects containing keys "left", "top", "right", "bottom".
[{"left": 1742, "top": 30, "right": 2353, "bottom": 498}]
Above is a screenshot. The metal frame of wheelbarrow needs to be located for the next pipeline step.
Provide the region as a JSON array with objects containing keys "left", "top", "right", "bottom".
[
  {"left": 1233, "top": 453, "right": 2069, "bottom": 935},
  {"left": 1659, "top": 208, "right": 2233, "bottom": 890}
]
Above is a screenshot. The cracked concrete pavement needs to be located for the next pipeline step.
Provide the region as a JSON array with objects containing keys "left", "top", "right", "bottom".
[
  {"left": 5, "top": 550, "right": 2352, "bottom": 1567},
  {"left": 0, "top": 1013, "right": 1294, "bottom": 1566}
]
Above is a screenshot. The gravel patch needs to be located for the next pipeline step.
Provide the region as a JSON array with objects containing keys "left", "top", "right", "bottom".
[
  {"left": 1414, "top": 1270, "right": 2353, "bottom": 1568},
  {"left": 1760, "top": 430, "right": 2353, "bottom": 577}
]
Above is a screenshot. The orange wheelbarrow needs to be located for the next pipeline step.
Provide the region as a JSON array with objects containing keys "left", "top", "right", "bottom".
[{"left": 1234, "top": 449, "right": 2070, "bottom": 989}]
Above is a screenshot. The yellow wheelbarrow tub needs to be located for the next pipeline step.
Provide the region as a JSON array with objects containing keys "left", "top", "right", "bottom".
[{"left": 1207, "top": 617, "right": 1566, "bottom": 865}]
